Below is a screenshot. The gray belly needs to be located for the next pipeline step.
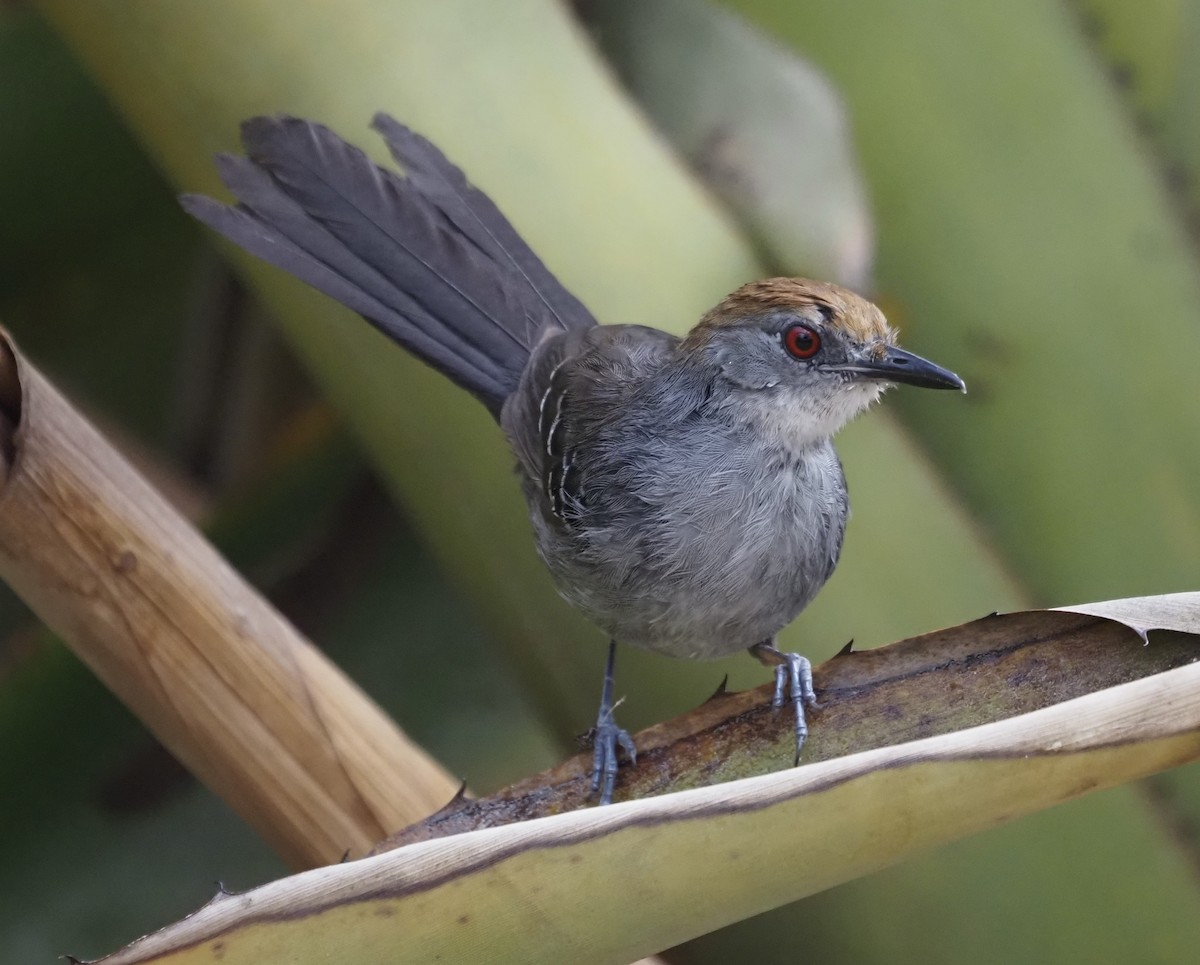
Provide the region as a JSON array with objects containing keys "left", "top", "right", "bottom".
[{"left": 531, "top": 441, "right": 848, "bottom": 659}]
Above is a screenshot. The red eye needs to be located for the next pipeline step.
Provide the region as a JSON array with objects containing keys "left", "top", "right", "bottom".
[{"left": 783, "top": 324, "right": 821, "bottom": 359}]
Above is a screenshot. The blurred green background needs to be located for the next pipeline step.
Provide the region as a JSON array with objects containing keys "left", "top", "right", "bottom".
[{"left": 2, "top": 0, "right": 1199, "bottom": 961}]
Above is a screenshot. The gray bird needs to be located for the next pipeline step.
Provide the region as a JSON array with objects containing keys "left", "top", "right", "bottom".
[{"left": 183, "top": 115, "right": 965, "bottom": 805}]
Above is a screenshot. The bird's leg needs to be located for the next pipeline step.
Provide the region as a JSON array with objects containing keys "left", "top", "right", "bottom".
[
  {"left": 591, "top": 639, "right": 636, "bottom": 805},
  {"left": 749, "top": 640, "right": 819, "bottom": 765}
]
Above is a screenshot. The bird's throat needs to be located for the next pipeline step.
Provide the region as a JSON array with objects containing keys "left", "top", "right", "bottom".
[{"left": 737, "top": 382, "right": 884, "bottom": 452}]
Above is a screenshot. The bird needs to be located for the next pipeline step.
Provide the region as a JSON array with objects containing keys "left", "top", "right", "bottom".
[{"left": 182, "top": 114, "right": 965, "bottom": 806}]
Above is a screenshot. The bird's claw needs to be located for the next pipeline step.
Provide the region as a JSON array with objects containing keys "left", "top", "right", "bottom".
[
  {"left": 771, "top": 652, "right": 818, "bottom": 765},
  {"left": 589, "top": 639, "right": 635, "bottom": 805},
  {"left": 591, "top": 708, "right": 636, "bottom": 806}
]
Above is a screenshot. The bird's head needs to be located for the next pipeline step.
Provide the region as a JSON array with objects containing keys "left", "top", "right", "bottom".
[{"left": 682, "top": 278, "right": 964, "bottom": 448}]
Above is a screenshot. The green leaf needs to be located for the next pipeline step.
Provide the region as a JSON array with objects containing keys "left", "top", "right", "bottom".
[{"left": 579, "top": 0, "right": 872, "bottom": 287}]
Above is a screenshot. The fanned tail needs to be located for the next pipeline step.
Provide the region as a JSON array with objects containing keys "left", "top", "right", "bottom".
[{"left": 181, "top": 115, "right": 596, "bottom": 417}]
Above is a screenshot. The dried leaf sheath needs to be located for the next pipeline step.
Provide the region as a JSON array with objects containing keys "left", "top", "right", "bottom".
[{"left": 0, "top": 329, "right": 454, "bottom": 867}]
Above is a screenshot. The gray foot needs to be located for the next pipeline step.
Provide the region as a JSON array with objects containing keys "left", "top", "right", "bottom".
[
  {"left": 750, "top": 641, "right": 819, "bottom": 765},
  {"left": 591, "top": 639, "right": 636, "bottom": 805},
  {"left": 591, "top": 706, "right": 636, "bottom": 806}
]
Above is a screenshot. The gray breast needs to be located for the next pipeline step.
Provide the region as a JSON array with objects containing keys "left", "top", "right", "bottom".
[
  {"left": 509, "top": 330, "right": 849, "bottom": 660},
  {"left": 561, "top": 437, "right": 848, "bottom": 659}
]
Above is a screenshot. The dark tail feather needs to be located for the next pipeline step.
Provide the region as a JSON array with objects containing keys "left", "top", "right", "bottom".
[
  {"left": 181, "top": 116, "right": 595, "bottom": 416},
  {"left": 368, "top": 114, "right": 594, "bottom": 339}
]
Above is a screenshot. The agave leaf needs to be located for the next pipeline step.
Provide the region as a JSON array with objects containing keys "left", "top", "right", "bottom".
[{"left": 83, "top": 595, "right": 1200, "bottom": 965}]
